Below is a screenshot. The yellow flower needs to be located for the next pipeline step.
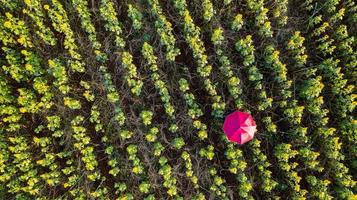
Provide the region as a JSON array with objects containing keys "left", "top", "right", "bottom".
[
  {"left": 167, "top": 188, "right": 177, "bottom": 196},
  {"left": 19, "top": 107, "right": 27, "bottom": 113},
  {"left": 21, "top": 50, "right": 28, "bottom": 55},
  {"left": 46, "top": 179, "right": 54, "bottom": 186},
  {"left": 25, "top": 63, "right": 33, "bottom": 71},
  {"left": 3, "top": 21, "right": 11, "bottom": 28},
  {"left": 43, "top": 4, "right": 50, "bottom": 10},
  {"left": 198, "top": 130, "right": 207, "bottom": 139},
  {"left": 5, "top": 12, "right": 12, "bottom": 18},
  {"left": 17, "top": 36, "right": 26, "bottom": 45},
  {"left": 36, "top": 159, "right": 44, "bottom": 165},
  {"left": 132, "top": 166, "right": 140, "bottom": 174},
  {"left": 48, "top": 59, "right": 55, "bottom": 66}
]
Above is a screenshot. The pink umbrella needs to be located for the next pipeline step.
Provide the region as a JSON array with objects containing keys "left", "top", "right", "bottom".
[{"left": 223, "top": 111, "right": 257, "bottom": 144}]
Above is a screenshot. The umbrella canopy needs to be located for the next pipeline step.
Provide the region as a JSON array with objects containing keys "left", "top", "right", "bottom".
[{"left": 223, "top": 111, "right": 256, "bottom": 144}]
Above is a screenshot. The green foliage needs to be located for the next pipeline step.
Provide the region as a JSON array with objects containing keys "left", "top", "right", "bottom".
[
  {"left": 178, "top": 78, "right": 208, "bottom": 140},
  {"left": 158, "top": 156, "right": 178, "bottom": 197},
  {"left": 98, "top": 66, "right": 126, "bottom": 126},
  {"left": 274, "top": 144, "right": 307, "bottom": 198},
  {"left": 71, "top": 0, "right": 106, "bottom": 60},
  {"left": 140, "top": 110, "right": 153, "bottom": 126},
  {"left": 207, "top": 168, "right": 228, "bottom": 199},
  {"left": 225, "top": 144, "right": 253, "bottom": 198},
  {"left": 127, "top": 4, "right": 143, "bottom": 31},
  {"left": 202, "top": 0, "right": 214, "bottom": 22},
  {"left": 250, "top": 139, "right": 277, "bottom": 192},
  {"left": 127, "top": 144, "right": 144, "bottom": 174},
  {"left": 44, "top": 0, "right": 85, "bottom": 72},
  {"left": 172, "top": 137, "right": 185, "bottom": 149},
  {"left": 172, "top": 0, "right": 225, "bottom": 117},
  {"left": 48, "top": 59, "right": 70, "bottom": 94},
  {"left": 63, "top": 97, "right": 81, "bottom": 109},
  {"left": 306, "top": 176, "right": 332, "bottom": 200},
  {"left": 2, "top": 12, "right": 33, "bottom": 48},
  {"left": 142, "top": 42, "right": 176, "bottom": 120},
  {"left": 46, "top": 115, "right": 61, "bottom": 131},
  {"left": 287, "top": 31, "right": 308, "bottom": 66},
  {"left": 99, "top": 0, "right": 125, "bottom": 48},
  {"left": 235, "top": 35, "right": 272, "bottom": 110},
  {"left": 231, "top": 13, "right": 244, "bottom": 31},
  {"left": 121, "top": 52, "right": 143, "bottom": 96},
  {"left": 6, "top": 136, "right": 40, "bottom": 195},
  {"left": 199, "top": 145, "right": 214, "bottom": 160},
  {"left": 212, "top": 27, "right": 243, "bottom": 109},
  {"left": 139, "top": 182, "right": 150, "bottom": 194},
  {"left": 246, "top": 0, "right": 273, "bottom": 37},
  {"left": 147, "top": 0, "right": 180, "bottom": 61},
  {"left": 145, "top": 127, "right": 158, "bottom": 142},
  {"left": 71, "top": 116, "right": 101, "bottom": 177},
  {"left": 23, "top": 0, "right": 57, "bottom": 45},
  {"left": 181, "top": 151, "right": 199, "bottom": 189},
  {"left": 272, "top": 0, "right": 288, "bottom": 26},
  {"left": 120, "top": 130, "right": 133, "bottom": 140},
  {"left": 90, "top": 105, "right": 103, "bottom": 132}
]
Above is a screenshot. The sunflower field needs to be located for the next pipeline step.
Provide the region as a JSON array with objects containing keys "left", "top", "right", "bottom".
[{"left": 0, "top": 0, "right": 356, "bottom": 199}]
